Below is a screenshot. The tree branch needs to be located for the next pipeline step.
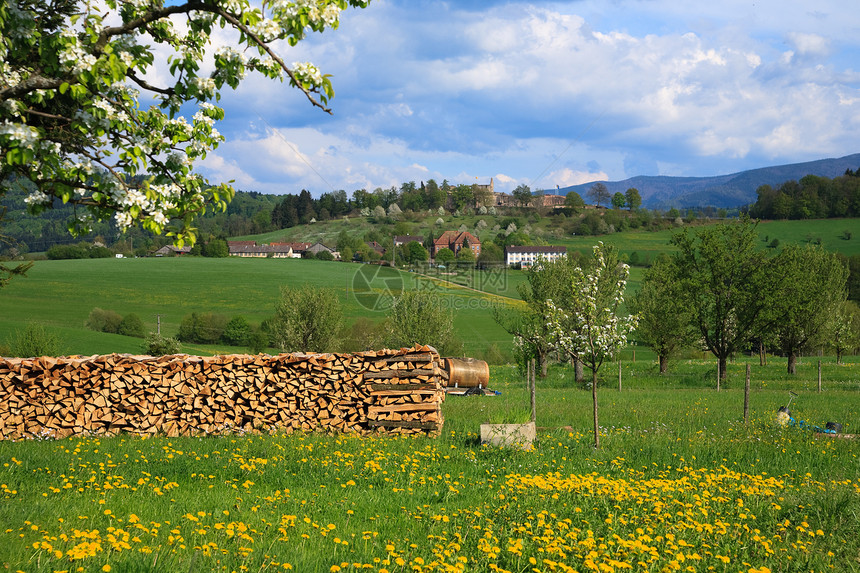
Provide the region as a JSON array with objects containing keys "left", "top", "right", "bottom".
[{"left": 127, "top": 71, "right": 176, "bottom": 96}]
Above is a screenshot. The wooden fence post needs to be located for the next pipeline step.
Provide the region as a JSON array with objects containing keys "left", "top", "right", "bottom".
[{"left": 530, "top": 359, "right": 537, "bottom": 423}]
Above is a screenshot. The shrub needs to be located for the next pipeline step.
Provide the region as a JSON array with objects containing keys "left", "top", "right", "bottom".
[
  {"left": 340, "top": 317, "right": 386, "bottom": 353},
  {"left": 46, "top": 244, "right": 88, "bottom": 260},
  {"left": 271, "top": 285, "right": 343, "bottom": 353},
  {"left": 118, "top": 313, "right": 145, "bottom": 338},
  {"left": 222, "top": 316, "right": 252, "bottom": 346},
  {"left": 177, "top": 312, "right": 228, "bottom": 344},
  {"left": 247, "top": 329, "right": 269, "bottom": 354},
  {"left": 7, "top": 322, "right": 63, "bottom": 357},
  {"left": 86, "top": 307, "right": 123, "bottom": 334},
  {"left": 385, "top": 290, "right": 461, "bottom": 356},
  {"left": 89, "top": 246, "right": 113, "bottom": 258},
  {"left": 316, "top": 250, "right": 334, "bottom": 261},
  {"left": 143, "top": 332, "right": 182, "bottom": 356}
]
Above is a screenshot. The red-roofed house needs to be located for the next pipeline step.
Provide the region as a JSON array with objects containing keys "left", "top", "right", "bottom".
[{"left": 432, "top": 231, "right": 481, "bottom": 259}]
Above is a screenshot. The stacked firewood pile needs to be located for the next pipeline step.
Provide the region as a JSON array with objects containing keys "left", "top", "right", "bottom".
[{"left": 0, "top": 346, "right": 444, "bottom": 440}]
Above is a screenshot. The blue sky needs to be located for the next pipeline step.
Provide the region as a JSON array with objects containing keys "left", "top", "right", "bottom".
[{"left": 195, "top": 0, "right": 860, "bottom": 196}]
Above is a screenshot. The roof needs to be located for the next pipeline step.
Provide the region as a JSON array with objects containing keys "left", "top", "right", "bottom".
[
  {"left": 434, "top": 230, "right": 481, "bottom": 246},
  {"left": 229, "top": 244, "right": 293, "bottom": 255},
  {"left": 394, "top": 235, "right": 424, "bottom": 244},
  {"left": 505, "top": 245, "right": 567, "bottom": 253},
  {"left": 227, "top": 240, "right": 257, "bottom": 247},
  {"left": 271, "top": 242, "right": 311, "bottom": 251},
  {"left": 154, "top": 245, "right": 192, "bottom": 254},
  {"left": 307, "top": 241, "right": 334, "bottom": 252}
]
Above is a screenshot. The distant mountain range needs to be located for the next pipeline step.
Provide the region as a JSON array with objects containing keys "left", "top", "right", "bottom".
[{"left": 551, "top": 153, "right": 860, "bottom": 209}]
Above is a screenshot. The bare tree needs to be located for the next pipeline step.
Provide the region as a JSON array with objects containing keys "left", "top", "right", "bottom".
[{"left": 587, "top": 183, "right": 611, "bottom": 207}]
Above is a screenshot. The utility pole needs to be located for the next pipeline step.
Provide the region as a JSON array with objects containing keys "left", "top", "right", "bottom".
[{"left": 154, "top": 314, "right": 162, "bottom": 335}]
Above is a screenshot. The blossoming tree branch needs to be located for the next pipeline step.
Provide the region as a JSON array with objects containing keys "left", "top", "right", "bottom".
[{"left": 0, "top": 0, "right": 369, "bottom": 245}]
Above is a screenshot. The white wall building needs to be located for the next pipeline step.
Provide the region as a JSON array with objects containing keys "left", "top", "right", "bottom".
[{"left": 505, "top": 245, "right": 567, "bottom": 267}]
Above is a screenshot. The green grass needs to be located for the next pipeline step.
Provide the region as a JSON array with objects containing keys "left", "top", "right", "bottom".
[
  {"left": 2, "top": 217, "right": 859, "bottom": 359},
  {"left": 0, "top": 360, "right": 857, "bottom": 572},
  {"left": 0, "top": 258, "right": 518, "bottom": 358}
]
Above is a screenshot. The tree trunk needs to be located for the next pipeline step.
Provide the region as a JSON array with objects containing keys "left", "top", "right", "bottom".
[
  {"left": 719, "top": 356, "right": 728, "bottom": 381},
  {"left": 575, "top": 357, "right": 584, "bottom": 384},
  {"left": 658, "top": 353, "right": 668, "bottom": 374},
  {"left": 836, "top": 350, "right": 842, "bottom": 365},
  {"left": 539, "top": 352, "right": 548, "bottom": 378},
  {"left": 592, "top": 368, "right": 600, "bottom": 449},
  {"left": 759, "top": 340, "right": 766, "bottom": 366},
  {"left": 788, "top": 352, "right": 797, "bottom": 375}
]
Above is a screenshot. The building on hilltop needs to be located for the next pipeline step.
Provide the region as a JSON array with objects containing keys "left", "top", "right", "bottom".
[{"left": 541, "top": 194, "right": 567, "bottom": 207}]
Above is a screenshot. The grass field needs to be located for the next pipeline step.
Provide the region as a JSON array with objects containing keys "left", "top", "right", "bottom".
[
  {"left": 0, "top": 257, "right": 522, "bottom": 358},
  {"left": 2, "top": 217, "right": 860, "bottom": 362},
  {"left": 0, "top": 359, "right": 857, "bottom": 573}
]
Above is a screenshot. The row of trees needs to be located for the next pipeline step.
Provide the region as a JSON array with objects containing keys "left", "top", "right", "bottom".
[
  {"left": 585, "top": 183, "right": 643, "bottom": 211},
  {"left": 499, "top": 218, "right": 854, "bottom": 387},
  {"left": 749, "top": 171, "right": 860, "bottom": 219},
  {"left": 633, "top": 218, "right": 851, "bottom": 376}
]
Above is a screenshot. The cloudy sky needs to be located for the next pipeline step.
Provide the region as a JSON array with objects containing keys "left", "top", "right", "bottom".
[{"left": 197, "top": 0, "right": 860, "bottom": 196}]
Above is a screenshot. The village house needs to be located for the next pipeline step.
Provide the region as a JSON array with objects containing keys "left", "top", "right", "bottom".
[
  {"left": 306, "top": 241, "right": 337, "bottom": 258},
  {"left": 505, "top": 245, "right": 567, "bottom": 267},
  {"left": 367, "top": 241, "right": 387, "bottom": 255},
  {"left": 271, "top": 242, "right": 311, "bottom": 258},
  {"left": 228, "top": 243, "right": 295, "bottom": 258},
  {"left": 432, "top": 230, "right": 481, "bottom": 259},
  {"left": 153, "top": 245, "right": 192, "bottom": 256},
  {"left": 393, "top": 235, "right": 424, "bottom": 247}
]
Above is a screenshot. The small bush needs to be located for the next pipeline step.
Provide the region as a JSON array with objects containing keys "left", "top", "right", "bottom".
[
  {"left": 143, "top": 332, "right": 182, "bottom": 356},
  {"left": 8, "top": 322, "right": 63, "bottom": 357},
  {"left": 118, "top": 313, "right": 145, "bottom": 338},
  {"left": 86, "top": 308, "right": 123, "bottom": 334},
  {"left": 222, "top": 316, "right": 252, "bottom": 346},
  {"left": 247, "top": 330, "right": 269, "bottom": 354},
  {"left": 178, "top": 312, "right": 228, "bottom": 344}
]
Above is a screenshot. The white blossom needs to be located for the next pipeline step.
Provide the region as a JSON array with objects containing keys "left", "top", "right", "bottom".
[
  {"left": 292, "top": 61, "right": 322, "bottom": 86},
  {"left": 24, "top": 190, "right": 50, "bottom": 205},
  {"left": 0, "top": 121, "right": 39, "bottom": 148}
]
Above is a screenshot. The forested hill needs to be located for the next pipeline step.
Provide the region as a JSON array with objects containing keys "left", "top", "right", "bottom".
[{"left": 556, "top": 153, "right": 860, "bottom": 209}]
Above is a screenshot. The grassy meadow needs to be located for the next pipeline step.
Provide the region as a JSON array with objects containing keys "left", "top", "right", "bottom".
[
  {"left": 0, "top": 257, "right": 521, "bottom": 358},
  {"left": 0, "top": 360, "right": 858, "bottom": 573},
  {"left": 3, "top": 216, "right": 859, "bottom": 360},
  {"left": 2, "top": 219, "right": 860, "bottom": 572}
]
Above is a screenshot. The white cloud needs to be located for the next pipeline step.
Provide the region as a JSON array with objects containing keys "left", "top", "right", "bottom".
[
  {"left": 184, "top": 0, "right": 860, "bottom": 195},
  {"left": 787, "top": 32, "right": 830, "bottom": 57},
  {"left": 546, "top": 168, "right": 610, "bottom": 188}
]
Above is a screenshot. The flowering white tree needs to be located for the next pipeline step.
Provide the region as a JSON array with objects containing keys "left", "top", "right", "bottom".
[
  {"left": 545, "top": 242, "right": 637, "bottom": 448},
  {"left": 0, "top": 0, "right": 369, "bottom": 246}
]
